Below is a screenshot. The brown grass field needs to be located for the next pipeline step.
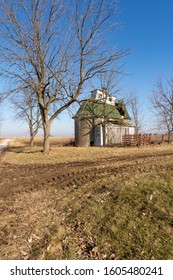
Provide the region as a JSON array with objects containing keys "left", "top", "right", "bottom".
[{"left": 0, "top": 137, "right": 173, "bottom": 260}]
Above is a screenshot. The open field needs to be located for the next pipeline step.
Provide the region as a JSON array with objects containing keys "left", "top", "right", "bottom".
[{"left": 0, "top": 137, "right": 173, "bottom": 259}]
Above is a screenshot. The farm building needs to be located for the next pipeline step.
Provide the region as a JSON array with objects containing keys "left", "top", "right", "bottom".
[{"left": 73, "top": 88, "right": 135, "bottom": 146}]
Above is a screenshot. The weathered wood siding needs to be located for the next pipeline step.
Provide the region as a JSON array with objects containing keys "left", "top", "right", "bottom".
[{"left": 106, "top": 124, "right": 135, "bottom": 145}]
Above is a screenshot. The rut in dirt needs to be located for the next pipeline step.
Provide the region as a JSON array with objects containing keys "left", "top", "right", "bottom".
[{"left": 0, "top": 151, "right": 173, "bottom": 198}]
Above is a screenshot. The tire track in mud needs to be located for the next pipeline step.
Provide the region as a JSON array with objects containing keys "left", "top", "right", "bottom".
[{"left": 0, "top": 151, "right": 172, "bottom": 199}]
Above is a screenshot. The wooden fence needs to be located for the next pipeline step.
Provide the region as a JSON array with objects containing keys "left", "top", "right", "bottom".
[{"left": 122, "top": 134, "right": 152, "bottom": 147}]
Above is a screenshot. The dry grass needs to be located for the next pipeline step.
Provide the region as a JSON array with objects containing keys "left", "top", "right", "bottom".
[
  {"left": 0, "top": 138, "right": 5, "bottom": 144},
  {"left": 54, "top": 171, "right": 173, "bottom": 260},
  {"left": 2, "top": 137, "right": 173, "bottom": 165},
  {"left": 10, "top": 136, "right": 74, "bottom": 147}
]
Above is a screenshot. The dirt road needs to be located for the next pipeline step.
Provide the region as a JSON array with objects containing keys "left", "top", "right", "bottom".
[{"left": 0, "top": 139, "right": 11, "bottom": 152}]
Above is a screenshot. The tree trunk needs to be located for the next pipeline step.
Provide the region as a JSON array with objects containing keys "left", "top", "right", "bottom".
[
  {"left": 43, "top": 122, "right": 51, "bottom": 152},
  {"left": 161, "top": 134, "right": 164, "bottom": 143},
  {"left": 30, "top": 134, "right": 34, "bottom": 147},
  {"left": 103, "top": 121, "right": 107, "bottom": 146}
]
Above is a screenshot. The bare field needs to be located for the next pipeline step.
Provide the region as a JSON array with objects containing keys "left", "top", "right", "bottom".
[{"left": 0, "top": 138, "right": 173, "bottom": 260}]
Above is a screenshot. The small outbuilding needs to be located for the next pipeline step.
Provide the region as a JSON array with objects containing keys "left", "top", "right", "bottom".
[{"left": 73, "top": 88, "right": 135, "bottom": 146}]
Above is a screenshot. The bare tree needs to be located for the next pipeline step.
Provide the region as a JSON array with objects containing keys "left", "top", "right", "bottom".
[
  {"left": 0, "top": 0, "right": 128, "bottom": 151},
  {"left": 0, "top": 96, "right": 3, "bottom": 135},
  {"left": 12, "top": 89, "right": 42, "bottom": 146},
  {"left": 125, "top": 90, "right": 144, "bottom": 133},
  {"left": 97, "top": 69, "right": 122, "bottom": 96},
  {"left": 151, "top": 76, "right": 173, "bottom": 142},
  {"left": 0, "top": 122, "right": 1, "bottom": 136}
]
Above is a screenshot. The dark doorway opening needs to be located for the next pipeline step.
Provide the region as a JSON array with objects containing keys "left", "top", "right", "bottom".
[{"left": 90, "top": 140, "right": 94, "bottom": 146}]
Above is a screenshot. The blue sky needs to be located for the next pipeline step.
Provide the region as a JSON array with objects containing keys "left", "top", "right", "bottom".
[
  {"left": 119, "top": 0, "right": 173, "bottom": 93},
  {"left": 1, "top": 0, "right": 173, "bottom": 137}
]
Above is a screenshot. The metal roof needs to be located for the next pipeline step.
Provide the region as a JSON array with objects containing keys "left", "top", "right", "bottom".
[{"left": 73, "top": 99, "right": 131, "bottom": 120}]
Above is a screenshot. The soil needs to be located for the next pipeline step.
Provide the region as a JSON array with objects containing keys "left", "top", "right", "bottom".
[{"left": 0, "top": 149, "right": 173, "bottom": 259}]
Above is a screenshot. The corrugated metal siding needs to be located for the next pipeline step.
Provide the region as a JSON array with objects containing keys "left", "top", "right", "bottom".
[
  {"left": 94, "top": 125, "right": 103, "bottom": 146},
  {"left": 75, "top": 119, "right": 91, "bottom": 146}
]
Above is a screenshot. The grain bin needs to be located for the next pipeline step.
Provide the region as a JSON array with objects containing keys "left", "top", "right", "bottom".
[{"left": 74, "top": 118, "right": 92, "bottom": 146}]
